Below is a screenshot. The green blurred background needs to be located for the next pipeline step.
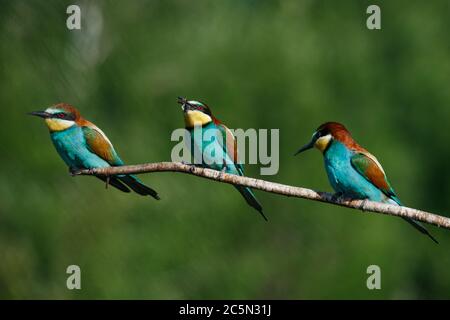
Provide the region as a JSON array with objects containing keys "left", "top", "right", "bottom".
[{"left": 1, "top": 0, "right": 449, "bottom": 299}]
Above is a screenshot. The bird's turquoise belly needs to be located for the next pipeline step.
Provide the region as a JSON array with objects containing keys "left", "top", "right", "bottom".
[
  {"left": 324, "top": 141, "right": 388, "bottom": 202},
  {"left": 189, "top": 123, "right": 240, "bottom": 175},
  {"left": 50, "top": 127, "right": 110, "bottom": 170}
]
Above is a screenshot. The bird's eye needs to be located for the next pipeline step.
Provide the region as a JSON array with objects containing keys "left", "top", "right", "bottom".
[
  {"left": 56, "top": 113, "right": 65, "bottom": 119},
  {"left": 191, "top": 104, "right": 202, "bottom": 111}
]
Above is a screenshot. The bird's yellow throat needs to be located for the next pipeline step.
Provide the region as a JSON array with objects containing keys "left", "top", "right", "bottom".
[
  {"left": 314, "top": 134, "right": 332, "bottom": 152},
  {"left": 184, "top": 110, "right": 212, "bottom": 128},
  {"left": 45, "top": 118, "right": 75, "bottom": 132}
]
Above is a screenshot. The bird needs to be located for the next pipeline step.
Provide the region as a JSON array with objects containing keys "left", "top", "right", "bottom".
[
  {"left": 29, "top": 103, "right": 160, "bottom": 199},
  {"left": 177, "top": 97, "right": 267, "bottom": 221},
  {"left": 295, "top": 121, "right": 437, "bottom": 243}
]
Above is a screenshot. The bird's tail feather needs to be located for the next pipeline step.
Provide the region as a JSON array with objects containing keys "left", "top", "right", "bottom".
[
  {"left": 119, "top": 175, "right": 160, "bottom": 200},
  {"left": 402, "top": 217, "right": 438, "bottom": 244},
  {"left": 96, "top": 176, "right": 130, "bottom": 193},
  {"left": 389, "top": 198, "right": 438, "bottom": 244},
  {"left": 235, "top": 185, "right": 267, "bottom": 221}
]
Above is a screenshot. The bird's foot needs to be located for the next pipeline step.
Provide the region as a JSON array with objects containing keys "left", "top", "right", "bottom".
[
  {"left": 331, "top": 192, "right": 344, "bottom": 202},
  {"left": 69, "top": 167, "right": 77, "bottom": 177},
  {"left": 358, "top": 199, "right": 368, "bottom": 211},
  {"left": 181, "top": 161, "right": 198, "bottom": 173},
  {"left": 105, "top": 175, "right": 110, "bottom": 189},
  {"left": 217, "top": 165, "right": 228, "bottom": 179}
]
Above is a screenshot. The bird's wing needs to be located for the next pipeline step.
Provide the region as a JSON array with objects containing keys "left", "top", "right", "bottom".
[
  {"left": 82, "top": 125, "right": 124, "bottom": 166},
  {"left": 350, "top": 151, "right": 398, "bottom": 201},
  {"left": 215, "top": 121, "right": 244, "bottom": 173}
]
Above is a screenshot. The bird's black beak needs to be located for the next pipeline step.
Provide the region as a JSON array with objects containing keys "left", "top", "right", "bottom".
[
  {"left": 178, "top": 96, "right": 192, "bottom": 112},
  {"left": 294, "top": 141, "right": 314, "bottom": 156},
  {"left": 28, "top": 111, "right": 51, "bottom": 119},
  {"left": 294, "top": 133, "right": 318, "bottom": 156},
  {"left": 177, "top": 96, "right": 188, "bottom": 112}
]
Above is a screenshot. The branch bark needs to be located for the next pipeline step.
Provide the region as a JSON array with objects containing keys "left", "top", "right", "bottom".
[{"left": 74, "top": 162, "right": 450, "bottom": 230}]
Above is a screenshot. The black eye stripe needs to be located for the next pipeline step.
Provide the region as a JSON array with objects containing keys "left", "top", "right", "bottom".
[
  {"left": 54, "top": 112, "right": 75, "bottom": 120},
  {"left": 186, "top": 102, "right": 211, "bottom": 115},
  {"left": 189, "top": 104, "right": 204, "bottom": 111}
]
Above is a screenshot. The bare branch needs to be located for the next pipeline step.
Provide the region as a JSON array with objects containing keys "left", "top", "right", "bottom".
[{"left": 74, "top": 162, "right": 450, "bottom": 230}]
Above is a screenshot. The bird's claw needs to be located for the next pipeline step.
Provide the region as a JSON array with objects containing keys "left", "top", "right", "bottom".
[
  {"left": 359, "top": 199, "right": 368, "bottom": 211},
  {"left": 69, "top": 167, "right": 77, "bottom": 177},
  {"left": 331, "top": 192, "right": 344, "bottom": 202},
  {"left": 181, "top": 161, "right": 197, "bottom": 173},
  {"left": 217, "top": 166, "right": 228, "bottom": 179}
]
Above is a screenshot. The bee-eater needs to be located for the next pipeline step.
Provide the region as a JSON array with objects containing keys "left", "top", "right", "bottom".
[
  {"left": 295, "top": 122, "right": 437, "bottom": 243},
  {"left": 29, "top": 103, "right": 160, "bottom": 199},
  {"left": 177, "top": 97, "right": 267, "bottom": 221}
]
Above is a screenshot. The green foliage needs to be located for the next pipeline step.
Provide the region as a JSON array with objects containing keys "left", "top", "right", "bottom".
[{"left": 0, "top": 0, "right": 449, "bottom": 299}]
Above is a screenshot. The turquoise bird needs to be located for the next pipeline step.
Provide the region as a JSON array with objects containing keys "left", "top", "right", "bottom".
[
  {"left": 29, "top": 103, "right": 160, "bottom": 199},
  {"left": 295, "top": 122, "right": 437, "bottom": 243},
  {"left": 178, "top": 97, "right": 267, "bottom": 221}
]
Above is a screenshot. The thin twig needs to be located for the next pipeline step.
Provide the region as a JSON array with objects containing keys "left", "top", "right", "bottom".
[{"left": 74, "top": 162, "right": 450, "bottom": 230}]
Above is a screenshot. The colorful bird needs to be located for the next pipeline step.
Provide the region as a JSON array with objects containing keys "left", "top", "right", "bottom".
[
  {"left": 177, "top": 97, "right": 266, "bottom": 221},
  {"left": 29, "top": 103, "right": 160, "bottom": 199},
  {"left": 295, "top": 122, "right": 437, "bottom": 243}
]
